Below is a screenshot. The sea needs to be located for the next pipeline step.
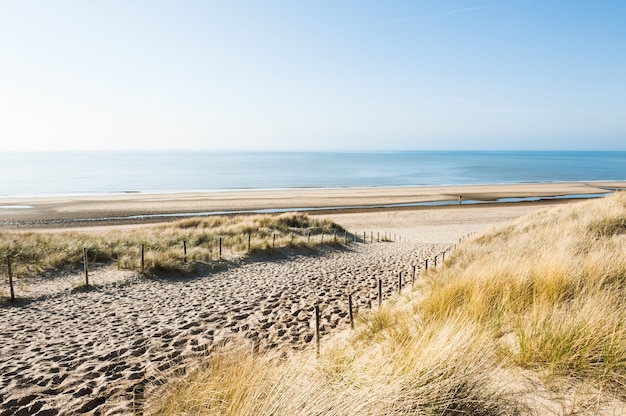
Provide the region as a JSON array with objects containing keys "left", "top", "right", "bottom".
[{"left": 0, "top": 151, "right": 625, "bottom": 198}]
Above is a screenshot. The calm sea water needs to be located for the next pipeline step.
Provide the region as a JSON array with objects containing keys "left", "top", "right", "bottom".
[{"left": 0, "top": 151, "right": 625, "bottom": 198}]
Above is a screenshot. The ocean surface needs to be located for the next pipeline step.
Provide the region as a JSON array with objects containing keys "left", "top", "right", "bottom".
[{"left": 0, "top": 151, "right": 625, "bottom": 198}]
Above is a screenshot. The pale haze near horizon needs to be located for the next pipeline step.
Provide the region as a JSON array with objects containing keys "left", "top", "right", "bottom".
[{"left": 1, "top": 1, "right": 625, "bottom": 152}]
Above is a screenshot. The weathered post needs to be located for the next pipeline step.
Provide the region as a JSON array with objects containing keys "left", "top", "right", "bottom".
[
  {"left": 133, "top": 382, "right": 145, "bottom": 415},
  {"left": 398, "top": 272, "right": 402, "bottom": 294},
  {"left": 377, "top": 231, "right": 380, "bottom": 242},
  {"left": 412, "top": 265, "right": 416, "bottom": 286},
  {"left": 248, "top": 234, "right": 251, "bottom": 252},
  {"left": 141, "top": 244, "right": 145, "bottom": 273},
  {"left": 425, "top": 259, "right": 428, "bottom": 270},
  {"left": 363, "top": 231, "right": 366, "bottom": 243},
  {"left": 183, "top": 240, "right": 187, "bottom": 263},
  {"left": 378, "top": 279, "right": 383, "bottom": 307},
  {"left": 7, "top": 256, "right": 15, "bottom": 303},
  {"left": 83, "top": 248, "right": 89, "bottom": 286},
  {"left": 272, "top": 233, "right": 276, "bottom": 248},
  {"left": 314, "top": 305, "right": 321, "bottom": 357},
  {"left": 434, "top": 255, "right": 437, "bottom": 267},
  {"left": 348, "top": 294, "right": 354, "bottom": 329},
  {"left": 308, "top": 232, "right": 311, "bottom": 243},
  {"left": 219, "top": 237, "right": 222, "bottom": 259}
]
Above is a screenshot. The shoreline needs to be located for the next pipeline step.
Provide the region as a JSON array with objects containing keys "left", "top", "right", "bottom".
[
  {"left": 1, "top": 181, "right": 624, "bottom": 229},
  {"left": 1, "top": 178, "right": 624, "bottom": 199}
]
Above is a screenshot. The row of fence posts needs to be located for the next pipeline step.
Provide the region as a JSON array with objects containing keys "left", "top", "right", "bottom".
[
  {"left": 3, "top": 229, "right": 406, "bottom": 303},
  {"left": 132, "top": 235, "right": 471, "bottom": 410},
  {"left": 6, "top": 230, "right": 468, "bottom": 416},
  {"left": 352, "top": 231, "right": 401, "bottom": 243},
  {"left": 142, "top": 233, "right": 468, "bottom": 412},
  {"left": 313, "top": 261, "right": 428, "bottom": 356},
  {"left": 4, "top": 232, "right": 473, "bottom": 305},
  {"left": 310, "top": 234, "right": 478, "bottom": 356}
]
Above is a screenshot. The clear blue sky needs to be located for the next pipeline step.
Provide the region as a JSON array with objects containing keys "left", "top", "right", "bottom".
[{"left": 1, "top": 1, "right": 625, "bottom": 151}]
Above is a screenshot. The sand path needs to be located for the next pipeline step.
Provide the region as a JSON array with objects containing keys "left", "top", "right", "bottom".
[{"left": 0, "top": 203, "right": 555, "bottom": 415}]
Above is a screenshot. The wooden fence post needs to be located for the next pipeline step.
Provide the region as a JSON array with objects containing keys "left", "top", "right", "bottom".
[
  {"left": 273, "top": 234, "right": 276, "bottom": 248},
  {"left": 378, "top": 279, "right": 383, "bottom": 307},
  {"left": 248, "top": 234, "right": 251, "bottom": 252},
  {"left": 308, "top": 232, "right": 311, "bottom": 243},
  {"left": 412, "top": 265, "right": 416, "bottom": 286},
  {"left": 314, "top": 305, "right": 320, "bottom": 357},
  {"left": 398, "top": 272, "right": 402, "bottom": 294},
  {"left": 425, "top": 259, "right": 428, "bottom": 270},
  {"left": 434, "top": 255, "right": 437, "bottom": 267},
  {"left": 183, "top": 240, "right": 187, "bottom": 263},
  {"left": 377, "top": 231, "right": 380, "bottom": 242},
  {"left": 219, "top": 237, "right": 222, "bottom": 259},
  {"left": 363, "top": 232, "right": 366, "bottom": 243},
  {"left": 348, "top": 294, "right": 354, "bottom": 329},
  {"left": 133, "top": 382, "right": 145, "bottom": 415},
  {"left": 141, "top": 244, "right": 145, "bottom": 273},
  {"left": 83, "top": 248, "right": 89, "bottom": 287},
  {"left": 7, "top": 256, "right": 15, "bottom": 303}
]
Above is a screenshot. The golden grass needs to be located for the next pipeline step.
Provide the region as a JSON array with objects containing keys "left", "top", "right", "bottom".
[
  {"left": 151, "top": 310, "right": 518, "bottom": 415},
  {"left": 148, "top": 192, "right": 626, "bottom": 415},
  {"left": 0, "top": 213, "right": 344, "bottom": 277},
  {"left": 422, "top": 192, "right": 626, "bottom": 398}
]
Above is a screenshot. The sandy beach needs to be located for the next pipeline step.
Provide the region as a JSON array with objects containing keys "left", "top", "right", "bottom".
[
  {"left": 0, "top": 182, "right": 624, "bottom": 229},
  {"left": 1, "top": 183, "right": 624, "bottom": 415}
]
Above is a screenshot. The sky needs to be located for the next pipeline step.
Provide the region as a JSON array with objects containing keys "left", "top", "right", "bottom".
[{"left": 1, "top": 1, "right": 625, "bottom": 152}]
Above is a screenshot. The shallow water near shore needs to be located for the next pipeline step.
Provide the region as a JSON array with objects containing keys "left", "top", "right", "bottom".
[{"left": 1, "top": 150, "right": 625, "bottom": 197}]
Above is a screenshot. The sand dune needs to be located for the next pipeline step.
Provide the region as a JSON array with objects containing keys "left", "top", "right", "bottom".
[{"left": 0, "top": 199, "right": 573, "bottom": 415}]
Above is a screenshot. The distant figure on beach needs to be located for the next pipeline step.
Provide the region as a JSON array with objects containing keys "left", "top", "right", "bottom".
[{"left": 459, "top": 195, "right": 462, "bottom": 205}]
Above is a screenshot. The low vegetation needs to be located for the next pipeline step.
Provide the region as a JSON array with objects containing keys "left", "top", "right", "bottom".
[
  {"left": 0, "top": 213, "right": 344, "bottom": 277},
  {"left": 149, "top": 192, "right": 626, "bottom": 415}
]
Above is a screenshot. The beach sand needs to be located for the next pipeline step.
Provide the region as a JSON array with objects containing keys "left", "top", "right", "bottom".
[
  {"left": 0, "top": 181, "right": 624, "bottom": 228},
  {"left": 0, "top": 183, "right": 623, "bottom": 415}
]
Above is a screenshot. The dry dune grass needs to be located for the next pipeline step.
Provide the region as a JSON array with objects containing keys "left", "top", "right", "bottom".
[
  {"left": 423, "top": 192, "right": 626, "bottom": 395},
  {"left": 152, "top": 307, "right": 519, "bottom": 416},
  {"left": 0, "top": 213, "right": 342, "bottom": 277},
  {"left": 148, "top": 192, "right": 626, "bottom": 415}
]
